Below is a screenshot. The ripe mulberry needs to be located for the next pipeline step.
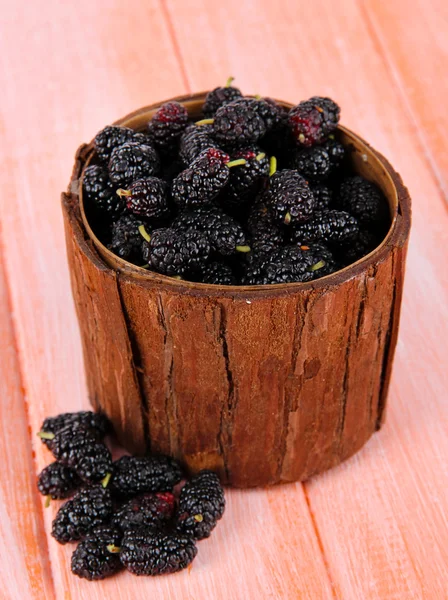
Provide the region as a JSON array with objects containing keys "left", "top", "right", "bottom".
[
  {"left": 175, "top": 470, "right": 225, "bottom": 540},
  {"left": 143, "top": 227, "right": 210, "bottom": 276},
  {"left": 118, "top": 177, "right": 170, "bottom": 221},
  {"left": 291, "top": 210, "right": 359, "bottom": 244},
  {"left": 37, "top": 462, "right": 82, "bottom": 500},
  {"left": 120, "top": 529, "right": 197, "bottom": 575},
  {"left": 113, "top": 492, "right": 176, "bottom": 533},
  {"left": 288, "top": 97, "right": 340, "bottom": 146},
  {"left": 39, "top": 411, "right": 112, "bottom": 450},
  {"left": 337, "top": 175, "right": 388, "bottom": 226},
  {"left": 267, "top": 170, "right": 315, "bottom": 226},
  {"left": 109, "top": 455, "right": 182, "bottom": 499},
  {"left": 147, "top": 101, "right": 189, "bottom": 155},
  {"left": 202, "top": 79, "right": 243, "bottom": 117},
  {"left": 82, "top": 165, "right": 124, "bottom": 218},
  {"left": 108, "top": 213, "right": 147, "bottom": 262},
  {"left": 71, "top": 526, "right": 123, "bottom": 580},
  {"left": 109, "top": 142, "right": 160, "bottom": 187}
]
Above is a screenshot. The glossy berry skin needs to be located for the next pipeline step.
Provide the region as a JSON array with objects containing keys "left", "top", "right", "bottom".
[
  {"left": 310, "top": 184, "right": 333, "bottom": 211},
  {"left": 113, "top": 492, "right": 176, "bottom": 533},
  {"left": 120, "top": 529, "right": 197, "bottom": 576},
  {"left": 94, "top": 126, "right": 137, "bottom": 163},
  {"left": 82, "top": 165, "right": 124, "bottom": 218},
  {"left": 179, "top": 124, "right": 220, "bottom": 165},
  {"left": 49, "top": 427, "right": 112, "bottom": 484},
  {"left": 108, "top": 213, "right": 147, "bottom": 262},
  {"left": 143, "top": 228, "right": 210, "bottom": 276},
  {"left": 71, "top": 526, "right": 123, "bottom": 580},
  {"left": 37, "top": 462, "right": 82, "bottom": 500},
  {"left": 171, "top": 148, "right": 230, "bottom": 209},
  {"left": 267, "top": 170, "right": 315, "bottom": 226},
  {"left": 224, "top": 146, "right": 270, "bottom": 206},
  {"left": 175, "top": 470, "right": 225, "bottom": 540},
  {"left": 147, "top": 102, "right": 189, "bottom": 154},
  {"left": 213, "top": 98, "right": 267, "bottom": 147},
  {"left": 124, "top": 177, "right": 170, "bottom": 221},
  {"left": 290, "top": 146, "right": 331, "bottom": 182},
  {"left": 248, "top": 200, "right": 285, "bottom": 255},
  {"left": 242, "top": 246, "right": 315, "bottom": 285},
  {"left": 109, "top": 455, "right": 182, "bottom": 500},
  {"left": 323, "top": 136, "right": 346, "bottom": 168},
  {"left": 301, "top": 243, "right": 338, "bottom": 279},
  {"left": 338, "top": 229, "right": 380, "bottom": 266},
  {"left": 291, "top": 210, "right": 359, "bottom": 244},
  {"left": 173, "top": 206, "right": 248, "bottom": 256},
  {"left": 199, "top": 262, "right": 236, "bottom": 285},
  {"left": 338, "top": 176, "right": 388, "bottom": 226},
  {"left": 202, "top": 85, "right": 242, "bottom": 117},
  {"left": 52, "top": 486, "right": 113, "bottom": 544},
  {"left": 39, "top": 411, "right": 112, "bottom": 450},
  {"left": 288, "top": 97, "right": 340, "bottom": 146},
  {"left": 109, "top": 142, "right": 160, "bottom": 187}
]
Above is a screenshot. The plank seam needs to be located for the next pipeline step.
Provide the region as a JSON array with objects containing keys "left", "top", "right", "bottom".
[
  {"left": 159, "top": 0, "right": 191, "bottom": 93},
  {"left": 357, "top": 0, "right": 448, "bottom": 209},
  {"left": 302, "top": 482, "right": 338, "bottom": 599},
  {"left": 0, "top": 225, "right": 57, "bottom": 600}
]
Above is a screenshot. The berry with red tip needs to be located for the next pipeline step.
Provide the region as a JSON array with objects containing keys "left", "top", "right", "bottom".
[
  {"left": 113, "top": 492, "right": 176, "bottom": 533},
  {"left": 288, "top": 97, "right": 340, "bottom": 147},
  {"left": 147, "top": 101, "right": 189, "bottom": 155}
]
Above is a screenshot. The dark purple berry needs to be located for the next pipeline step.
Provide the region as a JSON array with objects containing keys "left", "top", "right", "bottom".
[
  {"left": 143, "top": 227, "right": 210, "bottom": 276},
  {"left": 291, "top": 210, "right": 359, "bottom": 244},
  {"left": 82, "top": 165, "right": 124, "bottom": 218},
  {"left": 37, "top": 462, "right": 82, "bottom": 500},
  {"left": 113, "top": 492, "right": 176, "bottom": 533},
  {"left": 289, "top": 97, "right": 340, "bottom": 146},
  {"left": 203, "top": 80, "right": 243, "bottom": 117},
  {"left": 147, "top": 102, "right": 189, "bottom": 155},
  {"left": 109, "top": 142, "right": 160, "bottom": 187},
  {"left": 267, "top": 170, "right": 315, "bottom": 226},
  {"left": 71, "top": 526, "right": 123, "bottom": 580},
  {"left": 118, "top": 177, "right": 170, "bottom": 221}
]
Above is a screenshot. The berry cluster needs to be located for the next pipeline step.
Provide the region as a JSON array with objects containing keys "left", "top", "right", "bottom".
[
  {"left": 83, "top": 80, "right": 390, "bottom": 285},
  {"left": 37, "top": 411, "right": 225, "bottom": 581}
]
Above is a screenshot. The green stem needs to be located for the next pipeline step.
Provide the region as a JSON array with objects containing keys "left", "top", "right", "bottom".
[
  {"left": 37, "top": 431, "right": 55, "bottom": 440},
  {"left": 101, "top": 473, "right": 112, "bottom": 488},
  {"left": 255, "top": 152, "right": 266, "bottom": 162},
  {"left": 269, "top": 156, "right": 277, "bottom": 176},
  {"left": 226, "top": 159, "right": 246, "bottom": 168},
  {"left": 195, "top": 118, "right": 214, "bottom": 126},
  {"left": 45, "top": 495, "right": 51, "bottom": 508},
  {"left": 225, "top": 76, "right": 235, "bottom": 87},
  {"left": 193, "top": 514, "right": 204, "bottom": 523},
  {"left": 284, "top": 212, "right": 292, "bottom": 225},
  {"left": 138, "top": 225, "right": 151, "bottom": 243},
  {"left": 172, "top": 275, "right": 183, "bottom": 280},
  {"left": 107, "top": 545, "right": 121, "bottom": 554},
  {"left": 309, "top": 260, "right": 326, "bottom": 272},
  {"left": 254, "top": 94, "right": 261, "bottom": 100},
  {"left": 116, "top": 188, "right": 131, "bottom": 198},
  {"left": 236, "top": 245, "right": 251, "bottom": 253}
]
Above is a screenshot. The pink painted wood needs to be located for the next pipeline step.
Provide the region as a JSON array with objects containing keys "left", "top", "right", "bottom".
[{"left": 0, "top": 0, "right": 447, "bottom": 597}]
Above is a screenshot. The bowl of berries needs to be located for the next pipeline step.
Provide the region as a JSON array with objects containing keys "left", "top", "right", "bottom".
[{"left": 62, "top": 80, "right": 411, "bottom": 487}]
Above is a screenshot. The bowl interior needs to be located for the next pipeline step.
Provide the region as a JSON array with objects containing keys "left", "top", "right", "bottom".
[{"left": 78, "top": 94, "right": 399, "bottom": 291}]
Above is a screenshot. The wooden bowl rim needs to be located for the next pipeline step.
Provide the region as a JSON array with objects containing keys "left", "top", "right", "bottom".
[{"left": 77, "top": 92, "right": 411, "bottom": 296}]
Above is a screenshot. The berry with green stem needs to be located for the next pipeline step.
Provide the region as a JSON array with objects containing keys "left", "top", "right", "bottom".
[
  {"left": 108, "top": 213, "right": 147, "bottom": 262},
  {"left": 291, "top": 210, "right": 359, "bottom": 244},
  {"left": 147, "top": 101, "right": 189, "bottom": 155},
  {"left": 71, "top": 526, "right": 123, "bottom": 580},
  {"left": 288, "top": 97, "right": 340, "bottom": 146},
  {"left": 267, "top": 169, "right": 315, "bottom": 226},
  {"left": 37, "top": 462, "right": 82, "bottom": 500},
  {"left": 202, "top": 77, "right": 243, "bottom": 117},
  {"left": 117, "top": 177, "right": 170, "bottom": 221}
]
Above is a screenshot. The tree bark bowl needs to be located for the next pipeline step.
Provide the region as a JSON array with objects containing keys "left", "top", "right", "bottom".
[{"left": 62, "top": 93, "right": 411, "bottom": 487}]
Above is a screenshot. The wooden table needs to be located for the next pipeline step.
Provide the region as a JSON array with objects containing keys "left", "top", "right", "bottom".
[{"left": 1, "top": 1, "right": 447, "bottom": 598}]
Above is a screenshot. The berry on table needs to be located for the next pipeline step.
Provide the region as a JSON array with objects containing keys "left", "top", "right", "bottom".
[
  {"left": 109, "top": 141, "right": 160, "bottom": 187},
  {"left": 120, "top": 528, "right": 197, "bottom": 576},
  {"left": 52, "top": 485, "right": 113, "bottom": 544},
  {"left": 82, "top": 165, "right": 124, "bottom": 218},
  {"left": 113, "top": 492, "right": 176, "bottom": 533},
  {"left": 108, "top": 213, "right": 147, "bottom": 262},
  {"left": 147, "top": 101, "right": 189, "bottom": 155},
  {"left": 288, "top": 97, "right": 340, "bottom": 146},
  {"left": 175, "top": 470, "right": 225, "bottom": 540},
  {"left": 337, "top": 175, "right": 389, "bottom": 226},
  {"left": 142, "top": 227, "right": 211, "bottom": 276},
  {"left": 109, "top": 455, "right": 182, "bottom": 499},
  {"left": 37, "top": 462, "right": 82, "bottom": 500},
  {"left": 71, "top": 526, "right": 123, "bottom": 580},
  {"left": 41, "top": 427, "right": 113, "bottom": 484},
  {"left": 267, "top": 169, "right": 315, "bottom": 226},
  {"left": 38, "top": 411, "right": 112, "bottom": 450},
  {"left": 117, "top": 177, "right": 170, "bottom": 221},
  {"left": 291, "top": 210, "right": 359, "bottom": 244}
]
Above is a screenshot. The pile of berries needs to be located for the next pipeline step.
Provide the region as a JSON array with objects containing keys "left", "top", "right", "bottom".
[
  {"left": 83, "top": 79, "right": 390, "bottom": 285},
  {"left": 37, "top": 411, "right": 225, "bottom": 581}
]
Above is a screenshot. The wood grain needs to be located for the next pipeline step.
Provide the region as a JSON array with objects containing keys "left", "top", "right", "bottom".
[
  {"left": 0, "top": 256, "right": 55, "bottom": 598},
  {"left": 0, "top": 0, "right": 447, "bottom": 597}
]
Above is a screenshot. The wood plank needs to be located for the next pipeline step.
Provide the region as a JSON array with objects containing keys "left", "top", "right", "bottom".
[
  {"left": 0, "top": 0, "right": 333, "bottom": 597},
  {"left": 361, "top": 0, "right": 448, "bottom": 201},
  {"left": 165, "top": 0, "right": 448, "bottom": 597},
  {"left": 0, "top": 255, "right": 55, "bottom": 599}
]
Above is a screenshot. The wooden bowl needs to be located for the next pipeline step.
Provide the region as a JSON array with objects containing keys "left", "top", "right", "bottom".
[{"left": 62, "top": 93, "right": 411, "bottom": 487}]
